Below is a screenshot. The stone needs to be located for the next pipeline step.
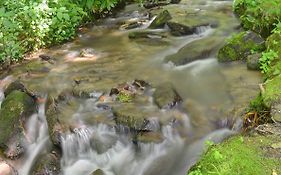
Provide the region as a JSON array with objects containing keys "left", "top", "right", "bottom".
[
  {"left": 112, "top": 105, "right": 149, "bottom": 131},
  {"left": 247, "top": 53, "right": 261, "bottom": 70},
  {"left": 4, "top": 80, "right": 26, "bottom": 97},
  {"left": 143, "top": 0, "right": 170, "bottom": 9},
  {"left": 0, "top": 90, "right": 36, "bottom": 159},
  {"left": 153, "top": 82, "right": 182, "bottom": 109},
  {"left": 167, "top": 22, "right": 196, "bottom": 36},
  {"left": 217, "top": 31, "right": 265, "bottom": 62},
  {"left": 271, "top": 103, "right": 281, "bottom": 123},
  {"left": 128, "top": 30, "right": 167, "bottom": 39},
  {"left": 149, "top": 10, "right": 172, "bottom": 29},
  {"left": 91, "top": 169, "right": 105, "bottom": 175},
  {"left": 164, "top": 37, "right": 223, "bottom": 66},
  {"left": 31, "top": 150, "right": 61, "bottom": 175}
]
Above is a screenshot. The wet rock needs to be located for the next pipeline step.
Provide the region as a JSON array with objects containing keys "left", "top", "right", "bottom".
[
  {"left": 128, "top": 30, "right": 167, "bottom": 39},
  {"left": 167, "top": 22, "right": 196, "bottom": 36},
  {"left": 164, "top": 37, "right": 223, "bottom": 66},
  {"left": 0, "top": 90, "right": 36, "bottom": 159},
  {"left": 4, "top": 80, "right": 26, "bottom": 97},
  {"left": 153, "top": 82, "right": 182, "bottom": 109},
  {"left": 149, "top": 10, "right": 172, "bottom": 29},
  {"left": 46, "top": 96, "right": 66, "bottom": 147},
  {"left": 247, "top": 53, "right": 261, "bottom": 70},
  {"left": 170, "top": 0, "right": 180, "bottom": 3},
  {"left": 39, "top": 55, "right": 55, "bottom": 63},
  {"left": 122, "top": 21, "right": 142, "bottom": 30},
  {"left": 4, "top": 80, "right": 37, "bottom": 99},
  {"left": 80, "top": 48, "right": 98, "bottom": 58},
  {"left": 31, "top": 150, "right": 61, "bottom": 175},
  {"left": 143, "top": 0, "right": 170, "bottom": 9},
  {"left": 91, "top": 169, "right": 105, "bottom": 175},
  {"left": 112, "top": 105, "right": 149, "bottom": 131},
  {"left": 137, "top": 132, "right": 164, "bottom": 143},
  {"left": 0, "top": 161, "right": 17, "bottom": 175},
  {"left": 217, "top": 31, "right": 265, "bottom": 62}
]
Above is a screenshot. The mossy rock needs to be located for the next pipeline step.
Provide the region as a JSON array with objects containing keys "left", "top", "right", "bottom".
[
  {"left": 45, "top": 94, "right": 79, "bottom": 147},
  {"left": 164, "top": 37, "right": 223, "bottom": 66},
  {"left": 4, "top": 80, "right": 26, "bottom": 97},
  {"left": 0, "top": 90, "right": 35, "bottom": 156},
  {"left": 246, "top": 53, "right": 261, "bottom": 70},
  {"left": 112, "top": 104, "right": 149, "bottom": 130},
  {"left": 91, "top": 169, "right": 105, "bottom": 175},
  {"left": 153, "top": 82, "right": 182, "bottom": 109},
  {"left": 148, "top": 10, "right": 172, "bottom": 29},
  {"left": 31, "top": 151, "right": 61, "bottom": 175},
  {"left": 217, "top": 31, "right": 265, "bottom": 62}
]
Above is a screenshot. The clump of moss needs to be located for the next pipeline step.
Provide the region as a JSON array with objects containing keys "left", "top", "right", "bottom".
[
  {"left": 116, "top": 92, "right": 133, "bottom": 103},
  {"left": 217, "top": 31, "right": 265, "bottom": 62},
  {"left": 188, "top": 135, "right": 281, "bottom": 175},
  {"left": 262, "top": 74, "right": 281, "bottom": 107}
]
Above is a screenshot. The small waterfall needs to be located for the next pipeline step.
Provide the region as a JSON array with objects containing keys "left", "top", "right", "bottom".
[
  {"left": 61, "top": 121, "right": 186, "bottom": 175},
  {"left": 18, "top": 97, "right": 50, "bottom": 175}
]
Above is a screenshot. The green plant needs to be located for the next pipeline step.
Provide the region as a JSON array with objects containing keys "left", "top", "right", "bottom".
[
  {"left": 260, "top": 49, "right": 278, "bottom": 76},
  {"left": 116, "top": 92, "right": 133, "bottom": 103}
]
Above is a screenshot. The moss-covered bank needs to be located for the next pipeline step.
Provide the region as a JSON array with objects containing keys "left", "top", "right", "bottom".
[{"left": 191, "top": 0, "right": 281, "bottom": 174}]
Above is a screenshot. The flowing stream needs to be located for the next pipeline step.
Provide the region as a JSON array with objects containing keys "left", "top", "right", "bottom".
[{"left": 0, "top": 0, "right": 262, "bottom": 174}]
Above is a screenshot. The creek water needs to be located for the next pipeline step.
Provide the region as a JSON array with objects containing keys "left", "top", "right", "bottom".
[{"left": 0, "top": 0, "right": 262, "bottom": 175}]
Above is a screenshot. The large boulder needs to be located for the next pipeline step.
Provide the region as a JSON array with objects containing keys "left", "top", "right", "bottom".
[
  {"left": 0, "top": 90, "right": 36, "bottom": 159},
  {"left": 164, "top": 37, "right": 223, "bottom": 66},
  {"left": 217, "top": 31, "right": 265, "bottom": 62},
  {"left": 148, "top": 10, "right": 172, "bottom": 29},
  {"left": 153, "top": 82, "right": 182, "bottom": 109}
]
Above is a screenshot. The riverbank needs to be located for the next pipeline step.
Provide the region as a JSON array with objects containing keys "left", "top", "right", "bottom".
[
  {"left": 188, "top": 0, "right": 281, "bottom": 174},
  {"left": 0, "top": 0, "right": 127, "bottom": 68}
]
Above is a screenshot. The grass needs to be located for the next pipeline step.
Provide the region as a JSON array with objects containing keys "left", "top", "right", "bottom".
[{"left": 188, "top": 135, "right": 281, "bottom": 175}]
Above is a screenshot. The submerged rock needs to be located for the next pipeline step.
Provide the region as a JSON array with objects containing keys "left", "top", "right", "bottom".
[
  {"left": 153, "top": 82, "right": 182, "bottom": 109},
  {"left": 246, "top": 53, "right": 261, "bottom": 70},
  {"left": 31, "top": 150, "right": 61, "bottom": 175},
  {"left": 164, "top": 37, "right": 223, "bottom": 66},
  {"left": 91, "top": 169, "right": 105, "bottom": 175},
  {"left": 128, "top": 30, "right": 167, "bottom": 39},
  {"left": 0, "top": 90, "right": 36, "bottom": 159},
  {"left": 149, "top": 10, "right": 172, "bottom": 29},
  {"left": 217, "top": 31, "right": 265, "bottom": 62}
]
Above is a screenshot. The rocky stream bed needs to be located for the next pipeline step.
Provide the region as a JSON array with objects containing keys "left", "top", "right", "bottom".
[{"left": 0, "top": 0, "right": 266, "bottom": 175}]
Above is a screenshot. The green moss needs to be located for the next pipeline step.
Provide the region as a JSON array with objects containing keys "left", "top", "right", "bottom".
[
  {"left": 0, "top": 90, "right": 35, "bottom": 148},
  {"left": 217, "top": 32, "right": 265, "bottom": 62},
  {"left": 263, "top": 74, "right": 281, "bottom": 107},
  {"left": 112, "top": 105, "right": 148, "bottom": 130},
  {"left": 188, "top": 135, "right": 281, "bottom": 175},
  {"left": 234, "top": 0, "right": 281, "bottom": 38},
  {"left": 116, "top": 92, "right": 133, "bottom": 103}
]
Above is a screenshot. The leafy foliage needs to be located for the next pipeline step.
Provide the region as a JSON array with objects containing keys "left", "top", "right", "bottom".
[
  {"left": 259, "top": 50, "right": 278, "bottom": 75},
  {"left": 0, "top": 0, "right": 121, "bottom": 64},
  {"left": 234, "top": 0, "right": 281, "bottom": 37}
]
